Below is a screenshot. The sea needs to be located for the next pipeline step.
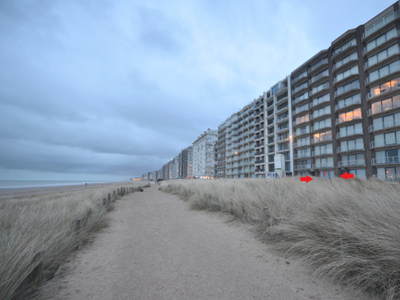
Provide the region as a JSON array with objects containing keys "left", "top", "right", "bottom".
[{"left": 0, "top": 180, "right": 119, "bottom": 189}]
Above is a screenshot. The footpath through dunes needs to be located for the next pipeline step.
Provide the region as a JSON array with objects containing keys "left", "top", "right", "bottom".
[{"left": 43, "top": 183, "right": 378, "bottom": 300}]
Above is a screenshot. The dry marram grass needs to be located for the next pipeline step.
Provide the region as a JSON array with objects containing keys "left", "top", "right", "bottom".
[
  {"left": 0, "top": 182, "right": 149, "bottom": 300},
  {"left": 160, "top": 177, "right": 400, "bottom": 300}
]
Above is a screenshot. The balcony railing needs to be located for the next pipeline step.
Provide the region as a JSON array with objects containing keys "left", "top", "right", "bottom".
[
  {"left": 376, "top": 173, "right": 399, "bottom": 181},
  {"left": 295, "top": 164, "right": 312, "bottom": 170},
  {"left": 292, "top": 72, "right": 308, "bottom": 85},
  {"left": 364, "top": 46, "right": 400, "bottom": 70},
  {"left": 368, "top": 100, "right": 400, "bottom": 116},
  {"left": 333, "top": 53, "right": 358, "bottom": 71},
  {"left": 363, "top": 29, "right": 399, "bottom": 56},
  {"left": 334, "top": 81, "right": 360, "bottom": 98},
  {"left": 312, "top": 136, "right": 333, "bottom": 144},
  {"left": 336, "top": 128, "right": 363, "bottom": 139},
  {"left": 294, "top": 104, "right": 309, "bottom": 115},
  {"left": 372, "top": 156, "right": 400, "bottom": 165},
  {"left": 312, "top": 162, "right": 334, "bottom": 169},
  {"left": 308, "top": 58, "right": 328, "bottom": 74},
  {"left": 334, "top": 97, "right": 361, "bottom": 112},
  {"left": 310, "top": 95, "right": 330, "bottom": 108},
  {"left": 311, "top": 123, "right": 331, "bottom": 132},
  {"left": 337, "top": 159, "right": 366, "bottom": 167},
  {"left": 294, "top": 140, "right": 311, "bottom": 148},
  {"left": 368, "top": 118, "right": 400, "bottom": 132},
  {"left": 292, "top": 94, "right": 309, "bottom": 106},
  {"left": 294, "top": 152, "right": 311, "bottom": 159},
  {"left": 292, "top": 82, "right": 308, "bottom": 95},
  {"left": 312, "top": 148, "right": 333, "bottom": 156},
  {"left": 366, "top": 63, "right": 400, "bottom": 86},
  {"left": 370, "top": 137, "right": 400, "bottom": 148},
  {"left": 335, "top": 115, "right": 362, "bottom": 126},
  {"left": 363, "top": 10, "right": 398, "bottom": 40},
  {"left": 332, "top": 39, "right": 357, "bottom": 57},
  {"left": 310, "top": 70, "right": 329, "bottom": 85},
  {"left": 310, "top": 82, "right": 329, "bottom": 96},
  {"left": 295, "top": 128, "right": 310, "bottom": 136},
  {"left": 333, "top": 68, "right": 359, "bottom": 85},
  {"left": 337, "top": 143, "right": 364, "bottom": 153}
]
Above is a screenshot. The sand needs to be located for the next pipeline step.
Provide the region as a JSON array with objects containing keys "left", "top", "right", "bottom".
[{"left": 39, "top": 183, "right": 378, "bottom": 300}]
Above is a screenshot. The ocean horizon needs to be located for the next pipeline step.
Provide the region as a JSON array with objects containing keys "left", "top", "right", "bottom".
[{"left": 0, "top": 180, "right": 126, "bottom": 189}]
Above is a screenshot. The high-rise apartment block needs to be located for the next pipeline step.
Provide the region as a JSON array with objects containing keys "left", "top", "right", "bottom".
[
  {"left": 145, "top": 3, "right": 400, "bottom": 182},
  {"left": 192, "top": 129, "right": 218, "bottom": 178}
]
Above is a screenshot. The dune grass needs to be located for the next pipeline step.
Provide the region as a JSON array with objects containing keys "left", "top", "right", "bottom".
[
  {"left": 0, "top": 181, "right": 150, "bottom": 300},
  {"left": 160, "top": 177, "right": 400, "bottom": 300}
]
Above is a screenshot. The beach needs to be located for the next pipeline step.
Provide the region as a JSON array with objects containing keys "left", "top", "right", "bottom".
[{"left": 39, "top": 183, "right": 377, "bottom": 300}]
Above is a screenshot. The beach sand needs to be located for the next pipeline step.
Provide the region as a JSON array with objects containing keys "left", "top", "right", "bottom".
[{"left": 38, "top": 183, "right": 378, "bottom": 300}]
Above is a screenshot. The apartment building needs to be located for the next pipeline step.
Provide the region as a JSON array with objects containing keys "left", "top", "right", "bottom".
[
  {"left": 180, "top": 146, "right": 192, "bottom": 179},
  {"left": 224, "top": 102, "right": 256, "bottom": 179},
  {"left": 291, "top": 2, "right": 400, "bottom": 180},
  {"left": 192, "top": 129, "right": 217, "bottom": 178},
  {"left": 255, "top": 77, "right": 294, "bottom": 178},
  {"left": 216, "top": 119, "right": 227, "bottom": 178}
]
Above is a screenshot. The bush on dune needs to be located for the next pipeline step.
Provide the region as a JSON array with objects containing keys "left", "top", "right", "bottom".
[{"left": 160, "top": 177, "right": 400, "bottom": 299}]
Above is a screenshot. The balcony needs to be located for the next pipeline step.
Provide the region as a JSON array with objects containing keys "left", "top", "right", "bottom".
[
  {"left": 368, "top": 100, "right": 400, "bottom": 116},
  {"left": 333, "top": 68, "right": 359, "bottom": 85},
  {"left": 312, "top": 148, "right": 333, "bottom": 157},
  {"left": 312, "top": 136, "right": 333, "bottom": 144},
  {"left": 294, "top": 128, "right": 310, "bottom": 137},
  {"left": 371, "top": 156, "right": 400, "bottom": 165},
  {"left": 294, "top": 140, "right": 311, "bottom": 148},
  {"left": 294, "top": 164, "right": 312, "bottom": 171},
  {"left": 334, "top": 81, "right": 360, "bottom": 98},
  {"left": 292, "top": 82, "right": 308, "bottom": 96},
  {"left": 294, "top": 152, "right": 311, "bottom": 159},
  {"left": 313, "top": 162, "right": 335, "bottom": 169},
  {"left": 334, "top": 96, "right": 362, "bottom": 112},
  {"left": 308, "top": 58, "right": 329, "bottom": 75},
  {"left": 292, "top": 93, "right": 309, "bottom": 106},
  {"left": 365, "top": 63, "right": 400, "bottom": 86},
  {"left": 333, "top": 52, "right": 358, "bottom": 73},
  {"left": 337, "top": 143, "right": 365, "bottom": 153},
  {"left": 292, "top": 72, "right": 308, "bottom": 86},
  {"left": 293, "top": 117, "right": 310, "bottom": 127},
  {"left": 362, "top": 10, "right": 398, "bottom": 41},
  {"left": 332, "top": 38, "right": 357, "bottom": 58},
  {"left": 312, "top": 109, "right": 331, "bottom": 121},
  {"left": 255, "top": 150, "right": 265, "bottom": 156},
  {"left": 364, "top": 46, "right": 400, "bottom": 70},
  {"left": 277, "top": 105, "right": 289, "bottom": 112},
  {"left": 335, "top": 114, "right": 362, "bottom": 126},
  {"left": 369, "top": 118, "right": 400, "bottom": 132},
  {"left": 310, "top": 95, "right": 330, "bottom": 109},
  {"left": 309, "top": 70, "right": 329, "bottom": 86},
  {"left": 276, "top": 115, "right": 289, "bottom": 123},
  {"left": 309, "top": 82, "right": 330, "bottom": 98},
  {"left": 376, "top": 173, "right": 399, "bottom": 181},
  {"left": 336, "top": 128, "right": 363, "bottom": 139},
  {"left": 293, "top": 104, "right": 310, "bottom": 116},
  {"left": 311, "top": 122, "right": 332, "bottom": 132},
  {"left": 337, "top": 159, "right": 366, "bottom": 167},
  {"left": 370, "top": 137, "right": 400, "bottom": 149},
  {"left": 363, "top": 29, "right": 399, "bottom": 56}
]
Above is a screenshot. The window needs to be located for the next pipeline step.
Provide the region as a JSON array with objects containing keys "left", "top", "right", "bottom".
[
  {"left": 369, "top": 60, "right": 400, "bottom": 82},
  {"left": 311, "top": 81, "right": 329, "bottom": 94},
  {"left": 277, "top": 102, "right": 288, "bottom": 111},
  {"left": 336, "top": 79, "right": 360, "bottom": 95},
  {"left": 375, "top": 148, "right": 400, "bottom": 164},
  {"left": 336, "top": 65, "right": 359, "bottom": 82},
  {"left": 319, "top": 170, "right": 334, "bottom": 179},
  {"left": 365, "top": 11, "right": 395, "bottom": 37},
  {"left": 366, "top": 27, "right": 398, "bottom": 52},
  {"left": 372, "top": 112, "right": 400, "bottom": 130},
  {"left": 370, "top": 78, "right": 400, "bottom": 98},
  {"left": 313, "top": 106, "right": 331, "bottom": 118},
  {"left": 310, "top": 69, "right": 329, "bottom": 83},
  {"left": 297, "top": 148, "right": 311, "bottom": 157},
  {"left": 272, "top": 84, "right": 279, "bottom": 95},
  {"left": 335, "top": 52, "right": 357, "bottom": 69},
  {"left": 278, "top": 143, "right": 289, "bottom": 151},
  {"left": 313, "top": 118, "right": 331, "bottom": 130},
  {"left": 297, "top": 136, "right": 310, "bottom": 146},
  {"left": 339, "top": 122, "right": 363, "bottom": 137},
  {"left": 338, "top": 108, "right": 362, "bottom": 123},
  {"left": 333, "top": 38, "right": 356, "bottom": 56},
  {"left": 371, "top": 95, "right": 400, "bottom": 115},
  {"left": 337, "top": 93, "right": 361, "bottom": 110},
  {"left": 344, "top": 169, "right": 366, "bottom": 178},
  {"left": 278, "top": 122, "right": 289, "bottom": 131},
  {"left": 296, "top": 125, "right": 310, "bottom": 135},
  {"left": 368, "top": 44, "right": 399, "bottom": 68},
  {"left": 374, "top": 131, "right": 400, "bottom": 147},
  {"left": 314, "top": 144, "right": 333, "bottom": 155},
  {"left": 313, "top": 130, "right": 332, "bottom": 143},
  {"left": 315, "top": 157, "right": 333, "bottom": 168},
  {"left": 340, "top": 138, "right": 364, "bottom": 151},
  {"left": 296, "top": 114, "right": 310, "bottom": 125}
]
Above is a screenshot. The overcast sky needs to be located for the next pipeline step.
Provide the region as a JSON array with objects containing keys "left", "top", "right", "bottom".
[{"left": 0, "top": 0, "right": 395, "bottom": 181}]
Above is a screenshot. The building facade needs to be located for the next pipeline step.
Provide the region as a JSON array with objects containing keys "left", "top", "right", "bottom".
[{"left": 192, "top": 129, "right": 218, "bottom": 178}]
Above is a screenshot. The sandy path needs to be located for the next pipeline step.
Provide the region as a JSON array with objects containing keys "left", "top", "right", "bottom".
[{"left": 43, "top": 184, "right": 375, "bottom": 300}]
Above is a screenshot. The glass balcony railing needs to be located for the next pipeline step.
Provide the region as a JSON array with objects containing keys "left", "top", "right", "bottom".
[
  {"left": 337, "top": 159, "right": 365, "bottom": 167},
  {"left": 294, "top": 152, "right": 311, "bottom": 159},
  {"left": 335, "top": 97, "right": 361, "bottom": 112},
  {"left": 337, "top": 143, "right": 364, "bottom": 153},
  {"left": 308, "top": 58, "right": 328, "bottom": 74},
  {"left": 312, "top": 148, "right": 333, "bottom": 156},
  {"left": 363, "top": 10, "right": 398, "bottom": 39},
  {"left": 335, "top": 81, "right": 360, "bottom": 98},
  {"left": 370, "top": 137, "right": 400, "bottom": 148},
  {"left": 366, "top": 63, "right": 400, "bottom": 85},
  {"left": 369, "top": 118, "right": 400, "bottom": 132},
  {"left": 368, "top": 100, "right": 400, "bottom": 116},
  {"left": 372, "top": 156, "right": 400, "bottom": 165},
  {"left": 336, "top": 128, "right": 364, "bottom": 139},
  {"left": 292, "top": 72, "right": 308, "bottom": 85},
  {"left": 313, "top": 162, "right": 334, "bottom": 169},
  {"left": 295, "top": 164, "right": 312, "bottom": 170},
  {"left": 365, "top": 46, "right": 400, "bottom": 70},
  {"left": 332, "top": 39, "right": 357, "bottom": 57},
  {"left": 310, "top": 82, "right": 329, "bottom": 96}
]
